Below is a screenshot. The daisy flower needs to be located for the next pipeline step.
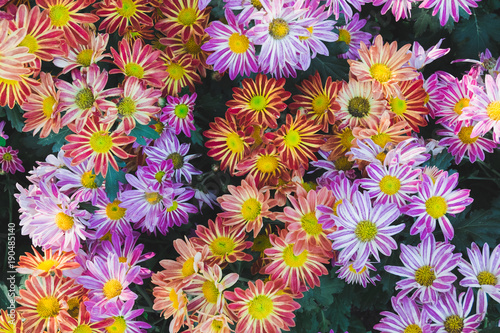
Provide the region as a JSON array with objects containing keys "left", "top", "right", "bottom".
[
  {"left": 192, "top": 216, "right": 253, "bottom": 267},
  {"left": 352, "top": 111, "right": 411, "bottom": 148},
  {"left": 374, "top": 296, "right": 431, "bottom": 333},
  {"left": 161, "top": 48, "right": 202, "bottom": 96},
  {"left": 16, "top": 275, "right": 83, "bottom": 332},
  {"left": 226, "top": 73, "right": 291, "bottom": 129},
  {"left": 0, "top": 19, "right": 35, "bottom": 81},
  {"left": 156, "top": 185, "right": 198, "bottom": 232},
  {"left": 289, "top": 71, "right": 342, "bottom": 132},
  {"left": 0, "top": 146, "right": 24, "bottom": 174},
  {"left": 321, "top": 125, "right": 356, "bottom": 160},
  {"left": 62, "top": 117, "right": 135, "bottom": 177},
  {"left": 87, "top": 191, "right": 132, "bottom": 239},
  {"left": 162, "top": 32, "right": 212, "bottom": 76},
  {"left": 437, "top": 123, "right": 496, "bottom": 164},
  {"left": 225, "top": 279, "right": 300, "bottom": 333},
  {"left": 110, "top": 38, "right": 167, "bottom": 88},
  {"left": 359, "top": 162, "right": 421, "bottom": 208},
  {"left": 403, "top": 172, "right": 473, "bottom": 241},
  {"left": 325, "top": 0, "right": 363, "bottom": 20},
  {"left": 16, "top": 247, "right": 79, "bottom": 278},
  {"left": 385, "top": 234, "right": 461, "bottom": 304},
  {"left": 336, "top": 259, "right": 381, "bottom": 288},
  {"left": 58, "top": 303, "right": 113, "bottom": 333},
  {"left": 408, "top": 38, "right": 450, "bottom": 70},
  {"left": 202, "top": 9, "right": 258, "bottom": 80},
  {"left": 140, "top": 158, "right": 175, "bottom": 192},
  {"left": 0, "top": 72, "right": 39, "bottom": 109},
  {"left": 424, "top": 72, "right": 444, "bottom": 119},
  {"left": 348, "top": 35, "right": 419, "bottom": 98},
  {"left": 337, "top": 13, "right": 372, "bottom": 60},
  {"left": 0, "top": 309, "right": 23, "bottom": 333},
  {"left": 56, "top": 158, "right": 105, "bottom": 205},
  {"left": 384, "top": 137, "right": 429, "bottom": 167},
  {"left": 388, "top": 79, "right": 429, "bottom": 132},
  {"left": 94, "top": 0, "right": 153, "bottom": 36},
  {"left": 90, "top": 299, "right": 152, "bottom": 333},
  {"left": 328, "top": 190, "right": 404, "bottom": 271},
  {"left": 263, "top": 230, "right": 330, "bottom": 293},
  {"left": 160, "top": 93, "right": 197, "bottom": 137},
  {"left": 419, "top": 0, "right": 481, "bottom": 26},
  {"left": 194, "top": 314, "right": 234, "bottom": 333},
  {"left": 218, "top": 175, "right": 276, "bottom": 237},
  {"left": 346, "top": 137, "right": 387, "bottom": 165},
  {"left": 235, "top": 145, "right": 288, "bottom": 187},
  {"left": 458, "top": 242, "right": 500, "bottom": 311},
  {"left": 152, "top": 283, "right": 190, "bottom": 333}
]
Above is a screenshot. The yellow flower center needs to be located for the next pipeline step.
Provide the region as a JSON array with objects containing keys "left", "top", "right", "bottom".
[
  {"left": 300, "top": 212, "right": 323, "bottom": 236},
  {"left": 211, "top": 320, "right": 224, "bottom": 331},
  {"left": 154, "top": 121, "right": 164, "bottom": 134},
  {"left": 256, "top": 154, "right": 278, "bottom": 174},
  {"left": 425, "top": 196, "right": 448, "bottom": 219},
  {"left": 414, "top": 265, "right": 436, "bottom": 287},
  {"left": 311, "top": 94, "right": 330, "bottom": 114},
  {"left": 117, "top": 97, "right": 136, "bottom": 116},
  {"left": 118, "top": 256, "right": 127, "bottom": 263},
  {"left": 338, "top": 29, "right": 351, "bottom": 45},
  {"left": 340, "top": 127, "right": 354, "bottom": 149},
  {"left": 390, "top": 97, "right": 407, "bottom": 116},
  {"left": 403, "top": 324, "right": 423, "bottom": 333},
  {"left": 167, "top": 152, "right": 184, "bottom": 169},
  {"left": 249, "top": 95, "right": 267, "bottom": 111},
  {"left": 333, "top": 155, "right": 353, "bottom": 171},
  {"left": 67, "top": 297, "right": 80, "bottom": 318},
  {"left": 487, "top": 101, "right": 500, "bottom": 121},
  {"left": 477, "top": 271, "right": 497, "bottom": 285},
  {"left": 37, "top": 259, "right": 58, "bottom": 272},
  {"left": 169, "top": 288, "right": 179, "bottom": 309},
  {"left": 36, "top": 296, "right": 60, "bottom": 318},
  {"left": 210, "top": 236, "right": 236, "bottom": 256},
  {"left": 144, "top": 192, "right": 162, "bottom": 205},
  {"left": 284, "top": 129, "right": 301, "bottom": 148},
  {"left": 76, "top": 49, "right": 94, "bottom": 67},
  {"left": 226, "top": 132, "right": 245, "bottom": 154},
  {"left": 19, "top": 34, "right": 39, "bottom": 54},
  {"left": 167, "top": 63, "right": 185, "bottom": 80},
  {"left": 75, "top": 87, "right": 95, "bottom": 110},
  {"left": 177, "top": 7, "right": 197, "bottom": 26},
  {"left": 116, "top": 0, "right": 137, "bottom": 18},
  {"left": 248, "top": 295, "right": 274, "bottom": 320},
  {"left": 371, "top": 132, "right": 392, "bottom": 148},
  {"left": 453, "top": 98, "right": 469, "bottom": 115},
  {"left": 202, "top": 280, "right": 219, "bottom": 304},
  {"left": 348, "top": 264, "right": 367, "bottom": 274},
  {"left": 252, "top": 234, "right": 272, "bottom": 252},
  {"left": 424, "top": 92, "right": 430, "bottom": 104},
  {"left": 250, "top": 0, "right": 263, "bottom": 10},
  {"left": 155, "top": 171, "right": 166, "bottom": 183},
  {"left": 81, "top": 171, "right": 97, "bottom": 188},
  {"left": 0, "top": 77, "right": 19, "bottom": 87},
  {"left": 167, "top": 201, "right": 178, "bottom": 212},
  {"left": 106, "top": 200, "right": 126, "bottom": 220},
  {"left": 347, "top": 96, "right": 371, "bottom": 118},
  {"left": 124, "top": 62, "right": 144, "bottom": 78},
  {"left": 181, "top": 257, "right": 195, "bottom": 277},
  {"left": 42, "top": 96, "right": 57, "bottom": 118},
  {"left": 283, "top": 244, "right": 308, "bottom": 267},
  {"left": 3, "top": 152, "right": 12, "bottom": 161},
  {"left": 49, "top": 4, "right": 70, "bottom": 27},
  {"left": 370, "top": 63, "right": 392, "bottom": 83},
  {"left": 443, "top": 315, "right": 464, "bottom": 333},
  {"left": 268, "top": 18, "right": 289, "bottom": 40},
  {"left": 457, "top": 126, "right": 478, "bottom": 144},
  {"left": 55, "top": 212, "right": 74, "bottom": 231},
  {"left": 74, "top": 325, "right": 93, "bottom": 333},
  {"left": 183, "top": 37, "right": 201, "bottom": 55},
  {"left": 354, "top": 220, "right": 378, "bottom": 242},
  {"left": 102, "top": 279, "right": 123, "bottom": 299},
  {"left": 379, "top": 175, "right": 401, "bottom": 195},
  {"left": 106, "top": 316, "right": 127, "bottom": 333},
  {"left": 228, "top": 32, "right": 250, "bottom": 54},
  {"left": 376, "top": 151, "right": 387, "bottom": 163},
  {"left": 174, "top": 104, "right": 189, "bottom": 119},
  {"left": 89, "top": 131, "right": 113, "bottom": 154},
  {"left": 241, "top": 197, "right": 262, "bottom": 221}
]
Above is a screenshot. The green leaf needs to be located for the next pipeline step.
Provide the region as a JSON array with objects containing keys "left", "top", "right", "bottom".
[
  {"left": 4, "top": 105, "right": 24, "bottom": 132},
  {"left": 190, "top": 124, "right": 204, "bottom": 146},
  {"left": 452, "top": 12, "right": 500, "bottom": 59},
  {"left": 298, "top": 42, "right": 350, "bottom": 82},
  {"left": 129, "top": 122, "right": 159, "bottom": 146},
  {"left": 297, "top": 273, "right": 345, "bottom": 312},
  {"left": 423, "top": 150, "right": 454, "bottom": 171},
  {"left": 105, "top": 163, "right": 127, "bottom": 201},
  {"left": 450, "top": 207, "right": 500, "bottom": 252},
  {"left": 38, "top": 127, "right": 71, "bottom": 152}
]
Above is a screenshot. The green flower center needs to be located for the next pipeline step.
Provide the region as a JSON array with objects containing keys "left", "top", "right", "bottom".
[
  {"left": 225, "top": 133, "right": 245, "bottom": 154},
  {"left": 174, "top": 104, "right": 189, "bottom": 119},
  {"left": 249, "top": 95, "right": 267, "bottom": 111},
  {"left": 177, "top": 7, "right": 197, "bottom": 26},
  {"left": 75, "top": 88, "right": 95, "bottom": 110},
  {"left": 311, "top": 94, "right": 330, "bottom": 115},
  {"left": 248, "top": 295, "right": 274, "bottom": 320},
  {"left": 106, "top": 200, "right": 126, "bottom": 220},
  {"left": 117, "top": 97, "right": 136, "bottom": 117},
  {"left": 210, "top": 236, "right": 236, "bottom": 256},
  {"left": 124, "top": 62, "right": 144, "bottom": 78},
  {"left": 3, "top": 152, "right": 12, "bottom": 161},
  {"left": 49, "top": 4, "right": 70, "bottom": 27},
  {"left": 379, "top": 175, "right": 401, "bottom": 195},
  {"left": 116, "top": 0, "right": 137, "bottom": 18},
  {"left": 284, "top": 129, "right": 301, "bottom": 148},
  {"left": 89, "top": 131, "right": 113, "bottom": 154},
  {"left": 391, "top": 97, "right": 407, "bottom": 116},
  {"left": 167, "top": 63, "right": 185, "bottom": 80}
]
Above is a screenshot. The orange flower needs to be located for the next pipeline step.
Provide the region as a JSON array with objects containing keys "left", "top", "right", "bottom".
[
  {"left": 352, "top": 111, "right": 411, "bottom": 147},
  {"left": 16, "top": 246, "right": 79, "bottom": 278},
  {"left": 235, "top": 144, "right": 288, "bottom": 187},
  {"left": 0, "top": 309, "right": 23, "bottom": 333},
  {"left": 94, "top": 0, "right": 154, "bottom": 36},
  {"left": 160, "top": 33, "right": 212, "bottom": 77},
  {"left": 387, "top": 79, "right": 429, "bottom": 132},
  {"left": 152, "top": 284, "right": 190, "bottom": 333}
]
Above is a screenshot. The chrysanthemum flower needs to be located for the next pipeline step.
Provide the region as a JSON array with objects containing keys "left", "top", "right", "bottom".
[
  {"left": 336, "top": 79, "right": 387, "bottom": 129},
  {"left": 225, "top": 279, "right": 300, "bottom": 333},
  {"left": 156, "top": 185, "right": 198, "bottom": 231},
  {"left": 385, "top": 234, "right": 461, "bottom": 304},
  {"left": 0, "top": 19, "right": 36, "bottom": 81},
  {"left": 408, "top": 38, "right": 450, "bottom": 70},
  {"left": 218, "top": 175, "right": 276, "bottom": 237},
  {"left": 263, "top": 230, "right": 330, "bottom": 293},
  {"left": 290, "top": 72, "right": 342, "bottom": 132},
  {"left": 155, "top": 0, "right": 210, "bottom": 43},
  {"left": 0, "top": 146, "right": 24, "bottom": 174},
  {"left": 87, "top": 191, "right": 132, "bottom": 239},
  {"left": 388, "top": 79, "right": 429, "bottom": 132},
  {"left": 204, "top": 114, "right": 254, "bottom": 175},
  {"left": 91, "top": 299, "right": 152, "bottom": 333},
  {"left": 226, "top": 74, "right": 291, "bottom": 129},
  {"left": 62, "top": 117, "right": 135, "bottom": 177},
  {"left": 348, "top": 35, "right": 418, "bottom": 98},
  {"left": 235, "top": 145, "right": 288, "bottom": 187},
  {"left": 372, "top": 0, "right": 416, "bottom": 21},
  {"left": 140, "top": 158, "right": 174, "bottom": 192},
  {"left": 403, "top": 172, "right": 473, "bottom": 241},
  {"left": 193, "top": 217, "right": 253, "bottom": 267},
  {"left": 321, "top": 125, "right": 356, "bottom": 160},
  {"left": 325, "top": 0, "right": 363, "bottom": 19},
  {"left": 458, "top": 242, "right": 500, "bottom": 311},
  {"left": 0, "top": 309, "right": 23, "bottom": 333},
  {"left": 58, "top": 302, "right": 114, "bottom": 333},
  {"left": 419, "top": 0, "right": 480, "bottom": 26},
  {"left": 437, "top": 123, "right": 496, "bottom": 164},
  {"left": 274, "top": 113, "right": 324, "bottom": 170},
  {"left": 352, "top": 111, "right": 411, "bottom": 148},
  {"left": 160, "top": 93, "right": 196, "bottom": 137},
  {"left": 0, "top": 72, "right": 39, "bottom": 108},
  {"left": 374, "top": 297, "right": 431, "bottom": 333},
  {"left": 36, "top": 0, "right": 99, "bottom": 47},
  {"left": 202, "top": 9, "right": 258, "bottom": 80},
  {"left": 336, "top": 259, "right": 381, "bottom": 288},
  {"left": 152, "top": 284, "right": 190, "bottom": 333},
  {"left": 94, "top": 0, "right": 154, "bottom": 36},
  {"left": 110, "top": 38, "right": 167, "bottom": 88},
  {"left": 359, "top": 162, "right": 421, "bottom": 208},
  {"left": 328, "top": 190, "right": 404, "bottom": 271},
  {"left": 336, "top": 13, "right": 372, "bottom": 60},
  {"left": 194, "top": 314, "right": 234, "bottom": 333},
  {"left": 17, "top": 275, "right": 83, "bottom": 332},
  {"left": 161, "top": 48, "right": 202, "bottom": 96},
  {"left": 384, "top": 137, "right": 429, "bottom": 167},
  {"left": 423, "top": 72, "right": 443, "bottom": 119},
  {"left": 16, "top": 247, "right": 79, "bottom": 278}
]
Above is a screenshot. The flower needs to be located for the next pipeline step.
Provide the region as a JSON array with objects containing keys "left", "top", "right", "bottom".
[
  {"left": 202, "top": 9, "right": 258, "bottom": 80},
  {"left": 160, "top": 93, "right": 197, "bottom": 137},
  {"left": 157, "top": 185, "right": 198, "bottom": 231},
  {"left": 336, "top": 260, "right": 381, "bottom": 288},
  {"left": 87, "top": 191, "right": 132, "bottom": 239},
  {"left": 161, "top": 48, "right": 202, "bottom": 96},
  {"left": 385, "top": 234, "right": 461, "bottom": 304},
  {"left": 161, "top": 33, "right": 212, "bottom": 77},
  {"left": 225, "top": 279, "right": 300, "bottom": 333},
  {"left": 235, "top": 145, "right": 288, "bottom": 187},
  {"left": 387, "top": 79, "right": 429, "bottom": 132},
  {"left": 321, "top": 125, "right": 356, "bottom": 160},
  {"left": 372, "top": 0, "right": 416, "bottom": 21},
  {"left": 408, "top": 38, "right": 450, "bottom": 70},
  {"left": 325, "top": 0, "right": 363, "bottom": 19},
  {"left": 0, "top": 146, "right": 24, "bottom": 174},
  {"left": 16, "top": 247, "right": 79, "bottom": 278},
  {"left": 403, "top": 172, "right": 473, "bottom": 241},
  {"left": 94, "top": 0, "right": 154, "bottom": 36},
  {"left": 152, "top": 284, "right": 190, "bottom": 333},
  {"left": 328, "top": 190, "right": 404, "bottom": 271},
  {"left": 419, "top": 0, "right": 481, "bottom": 26},
  {"left": 90, "top": 299, "right": 152, "bottom": 333},
  {"left": 0, "top": 309, "right": 23, "bottom": 333},
  {"left": 373, "top": 297, "right": 431, "bottom": 333},
  {"left": 352, "top": 111, "right": 411, "bottom": 148},
  {"left": 336, "top": 13, "right": 372, "bottom": 60},
  {"left": 58, "top": 303, "right": 114, "bottom": 333}
]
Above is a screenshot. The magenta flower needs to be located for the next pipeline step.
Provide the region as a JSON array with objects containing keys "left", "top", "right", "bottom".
[
  {"left": 372, "top": 0, "right": 417, "bottom": 21},
  {"left": 419, "top": 0, "right": 481, "bottom": 26},
  {"left": 90, "top": 299, "right": 151, "bottom": 333},
  {"left": 336, "top": 259, "right": 380, "bottom": 288},
  {"left": 408, "top": 38, "right": 450, "bottom": 70},
  {"left": 374, "top": 297, "right": 431, "bottom": 333},
  {"left": 160, "top": 93, "right": 197, "bottom": 137},
  {"left": 336, "top": 13, "right": 372, "bottom": 60},
  {"left": 0, "top": 146, "right": 24, "bottom": 174},
  {"left": 87, "top": 190, "right": 133, "bottom": 239}
]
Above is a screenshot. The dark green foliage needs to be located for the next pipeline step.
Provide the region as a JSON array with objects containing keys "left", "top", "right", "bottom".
[
  {"left": 104, "top": 162, "right": 127, "bottom": 201},
  {"left": 129, "top": 122, "right": 160, "bottom": 146}
]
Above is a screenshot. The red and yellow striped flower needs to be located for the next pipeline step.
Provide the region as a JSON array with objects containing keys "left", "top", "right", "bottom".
[
  {"left": 16, "top": 246, "right": 79, "bottom": 278},
  {"left": 321, "top": 125, "right": 355, "bottom": 161},
  {"left": 387, "top": 79, "right": 429, "bottom": 132},
  {"left": 0, "top": 309, "right": 23, "bottom": 333},
  {"left": 160, "top": 33, "right": 211, "bottom": 77},
  {"left": 58, "top": 303, "right": 113, "bottom": 333},
  {"left": 235, "top": 145, "right": 288, "bottom": 187},
  {"left": 161, "top": 48, "right": 202, "bottom": 96},
  {"left": 94, "top": 0, "right": 154, "bottom": 36}
]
